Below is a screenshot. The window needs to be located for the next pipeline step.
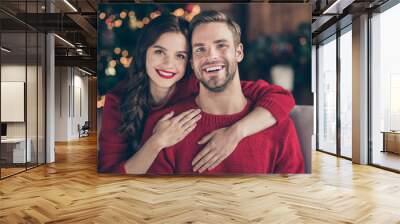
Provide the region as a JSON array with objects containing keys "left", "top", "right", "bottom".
[
  {"left": 339, "top": 27, "right": 352, "bottom": 158},
  {"left": 317, "top": 35, "right": 337, "bottom": 154},
  {"left": 370, "top": 2, "right": 400, "bottom": 171}
]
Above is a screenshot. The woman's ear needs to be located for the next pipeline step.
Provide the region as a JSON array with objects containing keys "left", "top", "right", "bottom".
[{"left": 236, "top": 43, "right": 244, "bottom": 63}]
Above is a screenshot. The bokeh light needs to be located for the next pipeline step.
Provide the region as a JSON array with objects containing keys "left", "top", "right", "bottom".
[
  {"left": 137, "top": 21, "right": 144, "bottom": 29},
  {"left": 143, "top": 17, "right": 150, "bottom": 25},
  {"left": 122, "top": 50, "right": 129, "bottom": 57},
  {"left": 114, "top": 19, "right": 123, "bottom": 28},
  {"left": 105, "top": 67, "right": 116, "bottom": 76},
  {"left": 173, "top": 8, "right": 185, "bottom": 17},
  {"left": 114, "top": 47, "right": 121, "bottom": 55},
  {"left": 108, "top": 60, "right": 117, "bottom": 68},
  {"left": 99, "top": 12, "right": 106, "bottom": 20},
  {"left": 192, "top": 5, "right": 201, "bottom": 14},
  {"left": 120, "top": 11, "right": 127, "bottom": 19}
]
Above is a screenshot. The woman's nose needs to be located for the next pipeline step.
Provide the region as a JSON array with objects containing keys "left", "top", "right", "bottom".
[{"left": 162, "top": 55, "right": 174, "bottom": 67}]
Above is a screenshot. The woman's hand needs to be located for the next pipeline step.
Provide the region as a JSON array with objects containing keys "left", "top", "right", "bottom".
[
  {"left": 192, "top": 126, "right": 242, "bottom": 173},
  {"left": 151, "top": 109, "right": 202, "bottom": 150},
  {"left": 192, "top": 107, "right": 277, "bottom": 173}
]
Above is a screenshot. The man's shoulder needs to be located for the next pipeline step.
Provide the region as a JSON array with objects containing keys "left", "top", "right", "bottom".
[
  {"left": 262, "top": 117, "right": 297, "bottom": 140},
  {"left": 276, "top": 117, "right": 296, "bottom": 132}
]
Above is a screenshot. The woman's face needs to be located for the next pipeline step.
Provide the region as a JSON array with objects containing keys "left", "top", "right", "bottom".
[{"left": 146, "top": 32, "right": 189, "bottom": 89}]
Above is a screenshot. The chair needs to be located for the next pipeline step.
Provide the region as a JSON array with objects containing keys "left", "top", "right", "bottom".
[
  {"left": 290, "top": 105, "right": 314, "bottom": 173},
  {"left": 78, "top": 121, "right": 90, "bottom": 138}
]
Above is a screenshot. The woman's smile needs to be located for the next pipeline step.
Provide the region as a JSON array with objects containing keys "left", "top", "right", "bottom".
[{"left": 156, "top": 69, "right": 177, "bottom": 79}]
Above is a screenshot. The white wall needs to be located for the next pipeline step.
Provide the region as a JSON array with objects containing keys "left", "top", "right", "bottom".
[
  {"left": 54, "top": 66, "right": 89, "bottom": 141},
  {"left": 1, "top": 65, "right": 26, "bottom": 139},
  {"left": 1, "top": 64, "right": 46, "bottom": 164},
  {"left": 55, "top": 66, "right": 69, "bottom": 141},
  {"left": 1, "top": 65, "right": 39, "bottom": 138}
]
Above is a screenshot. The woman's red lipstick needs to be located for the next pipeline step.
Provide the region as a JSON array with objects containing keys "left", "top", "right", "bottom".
[{"left": 156, "top": 69, "right": 176, "bottom": 79}]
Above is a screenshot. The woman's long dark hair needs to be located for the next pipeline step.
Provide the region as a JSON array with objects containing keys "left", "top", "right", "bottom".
[{"left": 119, "top": 15, "right": 189, "bottom": 145}]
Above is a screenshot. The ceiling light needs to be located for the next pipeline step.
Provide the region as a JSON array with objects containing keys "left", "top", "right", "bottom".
[
  {"left": 78, "top": 67, "right": 93, "bottom": 76},
  {"left": 323, "top": 0, "right": 341, "bottom": 14},
  {"left": 322, "top": 0, "right": 355, "bottom": 15},
  {"left": 1, "top": 47, "right": 11, "bottom": 53},
  {"left": 54, "top": 34, "right": 75, "bottom": 48},
  {"left": 63, "top": 0, "right": 78, "bottom": 12}
]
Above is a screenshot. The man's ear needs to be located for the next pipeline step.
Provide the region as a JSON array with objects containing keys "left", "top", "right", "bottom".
[{"left": 236, "top": 43, "right": 244, "bottom": 63}]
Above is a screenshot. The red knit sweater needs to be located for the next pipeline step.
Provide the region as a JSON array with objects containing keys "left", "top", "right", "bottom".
[
  {"left": 98, "top": 75, "right": 296, "bottom": 173},
  {"left": 144, "top": 97, "right": 304, "bottom": 174}
]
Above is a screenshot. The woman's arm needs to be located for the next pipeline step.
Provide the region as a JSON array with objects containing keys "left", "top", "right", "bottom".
[
  {"left": 98, "top": 93, "right": 131, "bottom": 173},
  {"left": 99, "top": 92, "right": 201, "bottom": 174},
  {"left": 230, "top": 79, "right": 295, "bottom": 138},
  {"left": 192, "top": 80, "right": 296, "bottom": 173},
  {"left": 241, "top": 79, "right": 295, "bottom": 123},
  {"left": 124, "top": 109, "right": 201, "bottom": 174},
  {"left": 123, "top": 133, "right": 165, "bottom": 174}
]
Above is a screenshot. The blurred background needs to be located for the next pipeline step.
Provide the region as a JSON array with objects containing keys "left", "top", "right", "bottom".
[{"left": 97, "top": 3, "right": 312, "bottom": 105}]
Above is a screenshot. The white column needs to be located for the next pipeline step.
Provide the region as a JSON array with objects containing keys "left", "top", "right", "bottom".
[
  {"left": 46, "top": 1, "right": 55, "bottom": 163},
  {"left": 312, "top": 45, "right": 317, "bottom": 151},
  {"left": 352, "top": 14, "right": 369, "bottom": 164}
]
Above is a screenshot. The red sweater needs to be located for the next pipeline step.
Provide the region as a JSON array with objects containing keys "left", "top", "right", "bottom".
[
  {"left": 144, "top": 97, "right": 304, "bottom": 174},
  {"left": 98, "top": 75, "right": 296, "bottom": 173}
]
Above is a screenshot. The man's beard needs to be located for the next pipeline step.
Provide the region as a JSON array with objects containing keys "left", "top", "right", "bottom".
[{"left": 196, "top": 59, "right": 236, "bottom": 93}]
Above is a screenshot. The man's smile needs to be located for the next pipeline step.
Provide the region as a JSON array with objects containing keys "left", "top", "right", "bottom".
[{"left": 202, "top": 64, "right": 225, "bottom": 76}]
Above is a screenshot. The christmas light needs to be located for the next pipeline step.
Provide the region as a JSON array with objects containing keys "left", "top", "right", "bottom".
[
  {"left": 108, "top": 60, "right": 117, "bottom": 68},
  {"left": 122, "top": 50, "right": 129, "bottom": 57},
  {"left": 114, "top": 19, "right": 122, "bottom": 28},
  {"left": 120, "top": 11, "right": 127, "bottom": 19},
  {"left": 99, "top": 12, "right": 106, "bottom": 20},
  {"left": 114, "top": 47, "right": 121, "bottom": 55}
]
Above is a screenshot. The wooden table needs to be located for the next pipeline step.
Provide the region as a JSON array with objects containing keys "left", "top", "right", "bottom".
[{"left": 381, "top": 131, "right": 400, "bottom": 154}]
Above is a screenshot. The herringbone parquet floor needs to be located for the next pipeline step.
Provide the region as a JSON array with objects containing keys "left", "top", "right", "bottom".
[{"left": 1, "top": 134, "right": 400, "bottom": 224}]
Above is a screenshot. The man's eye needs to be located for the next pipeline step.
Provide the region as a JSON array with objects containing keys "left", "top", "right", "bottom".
[
  {"left": 217, "top": 44, "right": 227, "bottom": 49},
  {"left": 194, "top": 47, "right": 204, "bottom": 53}
]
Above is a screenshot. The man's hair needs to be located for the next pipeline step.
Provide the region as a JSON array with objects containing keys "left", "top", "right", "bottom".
[{"left": 189, "top": 10, "right": 241, "bottom": 46}]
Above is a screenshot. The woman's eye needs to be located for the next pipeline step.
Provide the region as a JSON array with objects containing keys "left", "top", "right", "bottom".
[
  {"left": 154, "top": 49, "right": 163, "bottom": 55},
  {"left": 177, "top": 54, "right": 186, "bottom": 60}
]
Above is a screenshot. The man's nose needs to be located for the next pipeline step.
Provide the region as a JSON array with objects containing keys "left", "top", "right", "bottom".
[{"left": 206, "top": 47, "right": 218, "bottom": 60}]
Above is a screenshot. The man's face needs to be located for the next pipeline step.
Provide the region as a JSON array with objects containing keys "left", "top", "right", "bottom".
[{"left": 191, "top": 22, "right": 243, "bottom": 92}]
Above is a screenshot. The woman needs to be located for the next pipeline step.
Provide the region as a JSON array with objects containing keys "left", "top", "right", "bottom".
[{"left": 99, "top": 15, "right": 295, "bottom": 174}]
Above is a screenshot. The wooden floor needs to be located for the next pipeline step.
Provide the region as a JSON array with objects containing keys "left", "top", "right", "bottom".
[
  {"left": 1, "top": 135, "right": 400, "bottom": 223},
  {"left": 1, "top": 163, "right": 44, "bottom": 178},
  {"left": 372, "top": 150, "right": 400, "bottom": 171},
  {"left": 1, "top": 167, "right": 26, "bottom": 178}
]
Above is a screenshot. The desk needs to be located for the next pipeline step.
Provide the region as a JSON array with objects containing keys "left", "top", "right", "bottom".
[
  {"left": 382, "top": 131, "right": 400, "bottom": 154},
  {"left": 1, "top": 138, "right": 31, "bottom": 163}
]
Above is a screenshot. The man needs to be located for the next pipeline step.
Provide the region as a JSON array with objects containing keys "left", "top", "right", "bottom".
[{"left": 142, "top": 11, "right": 304, "bottom": 174}]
